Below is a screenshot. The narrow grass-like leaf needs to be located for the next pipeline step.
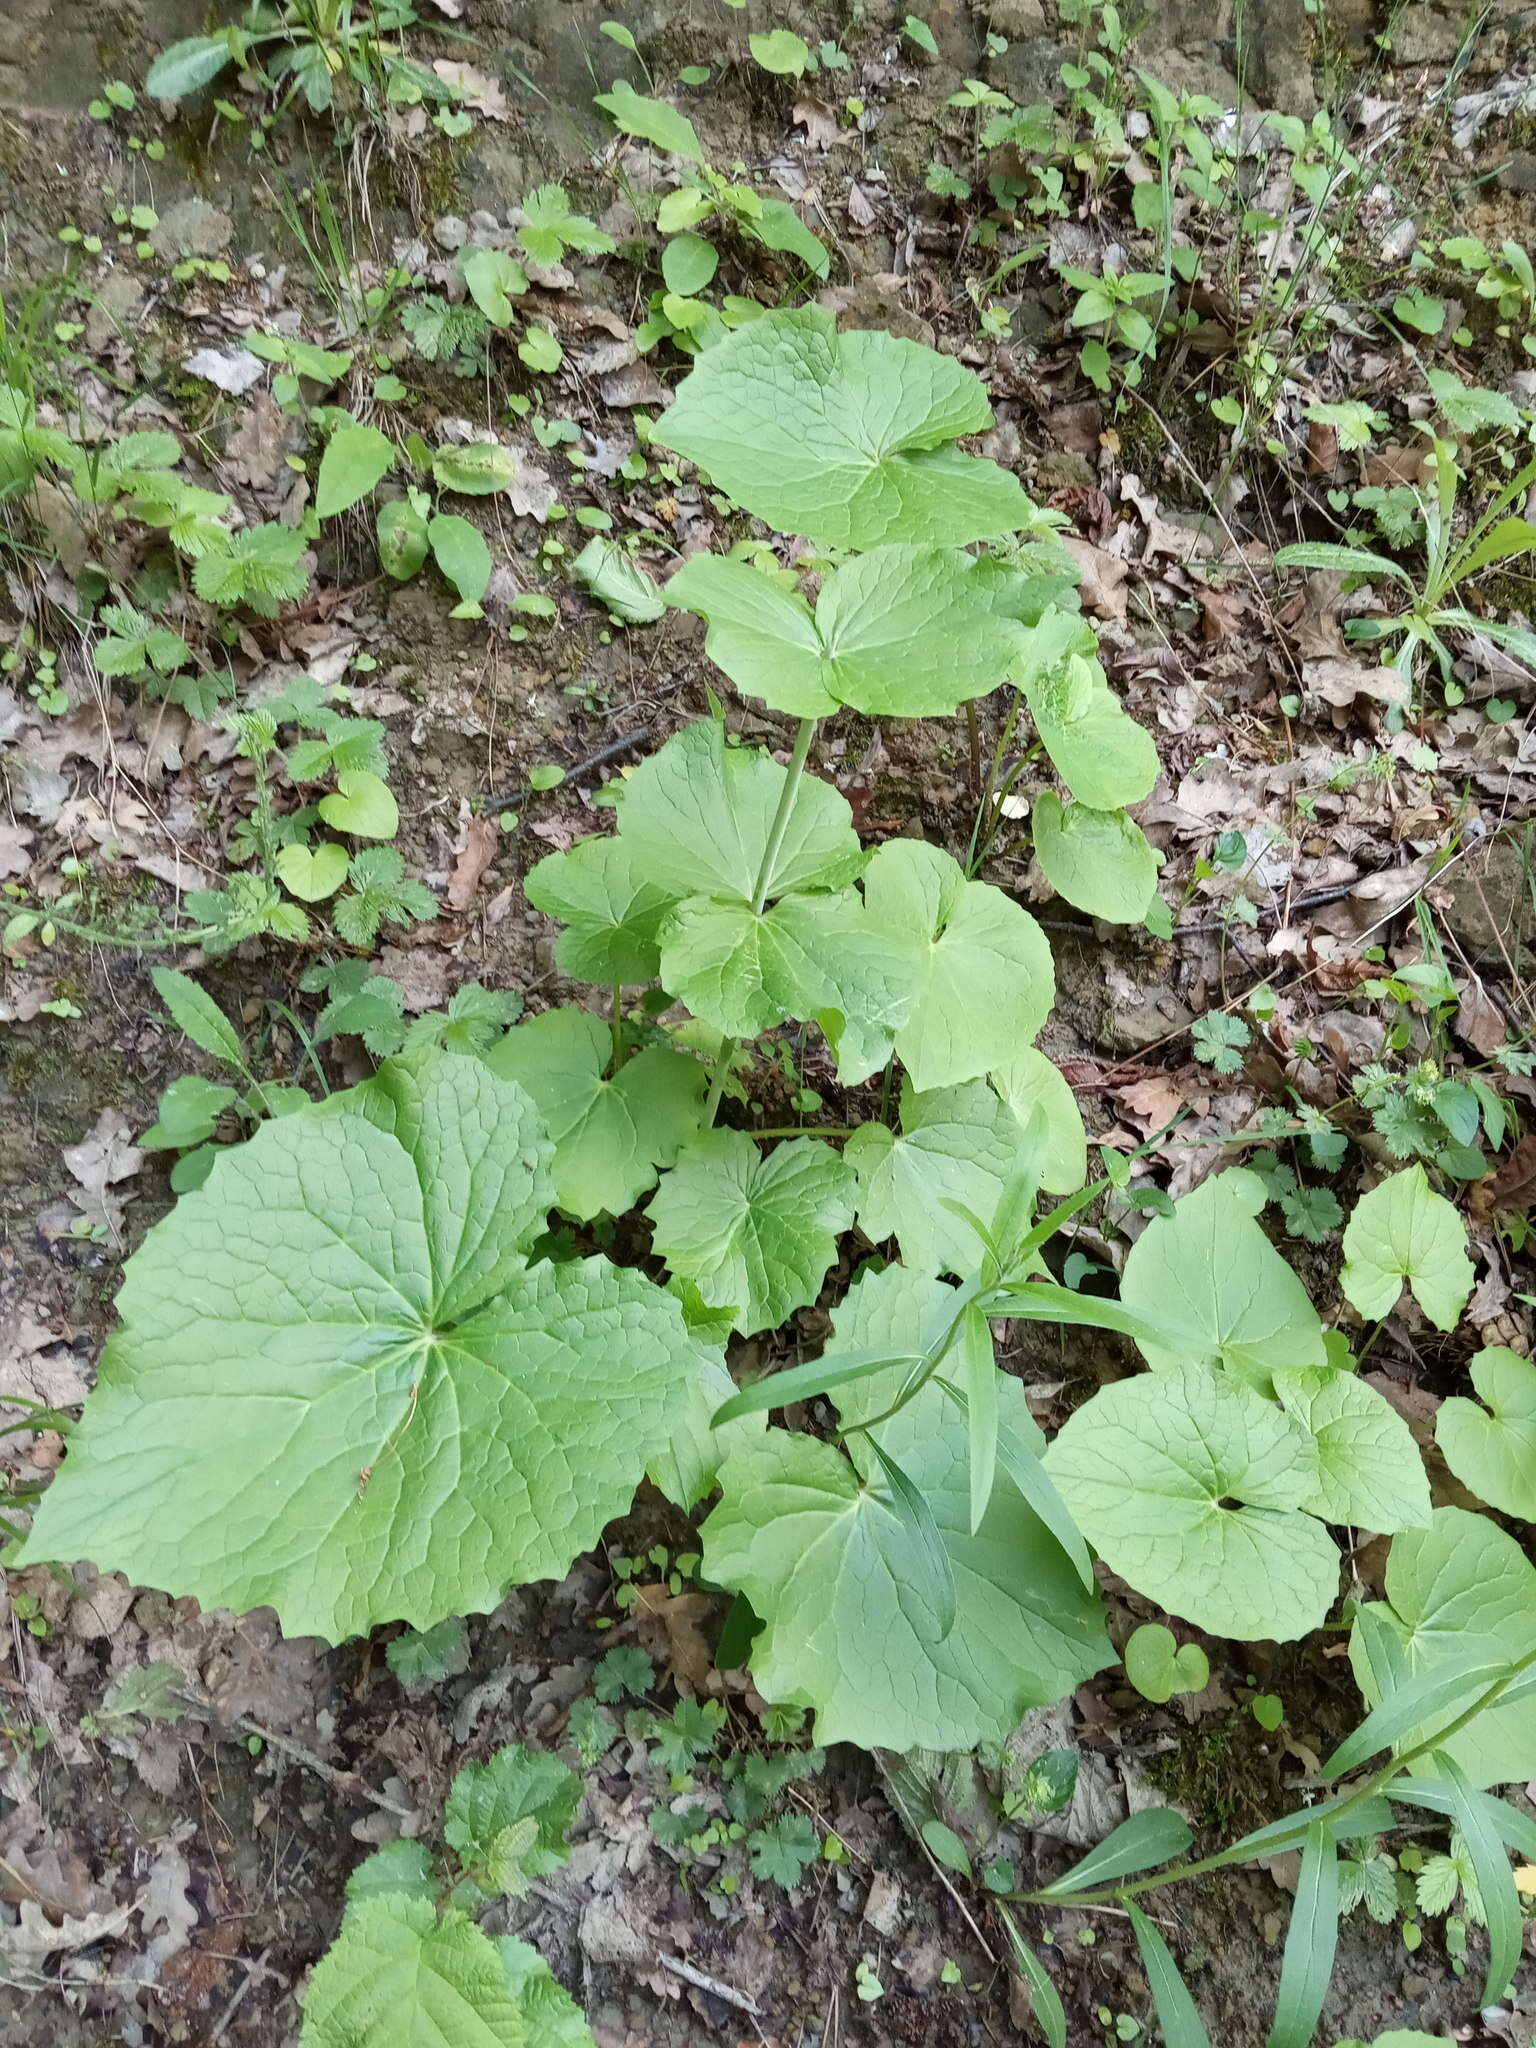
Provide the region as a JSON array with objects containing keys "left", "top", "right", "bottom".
[
  {"left": 1435, "top": 1753, "right": 1521, "bottom": 2002},
  {"left": 961, "top": 1303, "right": 998, "bottom": 1534},
  {"left": 1225, "top": 1795, "right": 1397, "bottom": 1864},
  {"left": 998, "top": 1908, "right": 1067, "bottom": 2048},
  {"left": 1035, "top": 1808, "right": 1192, "bottom": 1900},
  {"left": 1126, "top": 1900, "right": 1211, "bottom": 2048},
  {"left": 1321, "top": 1659, "right": 1510, "bottom": 1781},
  {"left": 150, "top": 967, "right": 245, "bottom": 1071},
  {"left": 1273, "top": 541, "right": 1414, "bottom": 587},
  {"left": 940, "top": 1380, "right": 1095, "bottom": 1593},
  {"left": 1393, "top": 1777, "right": 1536, "bottom": 1860},
  {"left": 861, "top": 1433, "right": 957, "bottom": 1639},
  {"left": 711, "top": 1348, "right": 924, "bottom": 1425},
  {"left": 980, "top": 1278, "right": 1170, "bottom": 1350},
  {"left": 1264, "top": 1822, "right": 1338, "bottom": 2048}
]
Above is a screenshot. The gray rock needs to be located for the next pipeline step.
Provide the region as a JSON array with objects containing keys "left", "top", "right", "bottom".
[{"left": 148, "top": 199, "right": 233, "bottom": 261}]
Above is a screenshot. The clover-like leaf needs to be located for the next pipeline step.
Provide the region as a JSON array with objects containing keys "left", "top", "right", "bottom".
[
  {"left": 1119, "top": 1168, "right": 1327, "bottom": 1394},
  {"left": 989, "top": 1047, "right": 1087, "bottom": 1194},
  {"left": 1015, "top": 612, "right": 1159, "bottom": 809},
  {"left": 523, "top": 836, "right": 672, "bottom": 986},
  {"left": 1123, "top": 1621, "right": 1209, "bottom": 1704},
  {"left": 1341, "top": 1165, "right": 1475, "bottom": 1330},
  {"left": 484, "top": 1006, "right": 704, "bottom": 1219},
  {"left": 666, "top": 545, "right": 1030, "bottom": 719},
  {"left": 701, "top": 1269, "right": 1110, "bottom": 1749},
  {"left": 1272, "top": 1366, "right": 1431, "bottom": 1532},
  {"left": 301, "top": 1895, "right": 524, "bottom": 2048},
  {"left": 617, "top": 720, "right": 863, "bottom": 902},
  {"left": 1044, "top": 1364, "right": 1339, "bottom": 1641},
  {"left": 1435, "top": 1347, "right": 1536, "bottom": 1520},
  {"left": 1348, "top": 1506, "right": 1536, "bottom": 1787},
  {"left": 20, "top": 1053, "right": 708, "bottom": 1640},
  {"left": 1032, "top": 794, "right": 1159, "bottom": 925},
  {"left": 847, "top": 1077, "right": 1031, "bottom": 1276},
  {"left": 659, "top": 306, "right": 1033, "bottom": 547},
  {"left": 861, "top": 839, "right": 1054, "bottom": 1091},
  {"left": 647, "top": 1130, "right": 856, "bottom": 1336}
]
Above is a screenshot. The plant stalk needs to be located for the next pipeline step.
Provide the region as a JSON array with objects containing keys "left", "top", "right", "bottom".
[{"left": 702, "top": 715, "right": 819, "bottom": 1128}]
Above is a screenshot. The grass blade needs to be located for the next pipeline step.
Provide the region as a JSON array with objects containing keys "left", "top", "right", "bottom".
[
  {"left": 961, "top": 1305, "right": 998, "bottom": 1534},
  {"left": 862, "top": 1434, "right": 957, "bottom": 1640},
  {"left": 1320, "top": 1659, "right": 1509, "bottom": 1781},
  {"left": 998, "top": 1906, "right": 1067, "bottom": 2048},
  {"left": 1436, "top": 1753, "right": 1521, "bottom": 2002},
  {"left": 1126, "top": 1900, "right": 1211, "bottom": 2048},
  {"left": 1035, "top": 1808, "right": 1192, "bottom": 1900},
  {"left": 711, "top": 1347, "right": 923, "bottom": 1424},
  {"left": 1265, "top": 1822, "right": 1338, "bottom": 2048}
]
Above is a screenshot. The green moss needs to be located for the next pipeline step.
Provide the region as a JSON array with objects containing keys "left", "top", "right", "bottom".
[{"left": 1142, "top": 1719, "right": 1268, "bottom": 1834}]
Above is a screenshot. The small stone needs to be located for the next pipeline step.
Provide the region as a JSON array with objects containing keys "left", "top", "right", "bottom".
[
  {"left": 1498, "top": 152, "right": 1536, "bottom": 194},
  {"left": 149, "top": 198, "right": 233, "bottom": 261},
  {"left": 432, "top": 213, "right": 470, "bottom": 251}
]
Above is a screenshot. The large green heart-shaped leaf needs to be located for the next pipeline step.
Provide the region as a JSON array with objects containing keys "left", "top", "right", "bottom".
[
  {"left": 1348, "top": 1506, "right": 1536, "bottom": 1787},
  {"left": 1015, "top": 612, "right": 1159, "bottom": 809},
  {"left": 990, "top": 1047, "right": 1087, "bottom": 1194},
  {"left": 617, "top": 720, "right": 863, "bottom": 903},
  {"left": 665, "top": 545, "right": 1029, "bottom": 718},
  {"left": 316, "top": 419, "right": 395, "bottom": 519},
  {"left": 646, "top": 1129, "right": 856, "bottom": 1336},
  {"left": 1341, "top": 1165, "right": 1475, "bottom": 1330},
  {"left": 701, "top": 1267, "right": 1110, "bottom": 1749},
  {"left": 847, "top": 1077, "right": 1031, "bottom": 1276},
  {"left": 20, "top": 1053, "right": 707, "bottom": 1640},
  {"left": 659, "top": 306, "right": 1033, "bottom": 547},
  {"left": 301, "top": 1895, "right": 528, "bottom": 2048},
  {"left": 1032, "top": 794, "right": 1159, "bottom": 925},
  {"left": 1044, "top": 1364, "right": 1339, "bottom": 1641},
  {"left": 1272, "top": 1366, "right": 1431, "bottom": 1533},
  {"left": 1435, "top": 1347, "right": 1536, "bottom": 1520},
  {"left": 861, "top": 840, "right": 1054, "bottom": 1091},
  {"left": 523, "top": 836, "right": 672, "bottom": 987},
  {"left": 1119, "top": 1168, "right": 1327, "bottom": 1394},
  {"left": 484, "top": 1007, "right": 704, "bottom": 1220}
]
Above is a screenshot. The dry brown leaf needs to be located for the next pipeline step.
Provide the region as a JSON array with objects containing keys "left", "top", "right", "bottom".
[
  {"left": 432, "top": 60, "right": 509, "bottom": 119},
  {"left": 1113, "top": 1075, "right": 1191, "bottom": 1130},
  {"left": 847, "top": 183, "right": 877, "bottom": 229},
  {"left": 225, "top": 389, "right": 290, "bottom": 488},
  {"left": 793, "top": 98, "right": 838, "bottom": 150},
  {"left": 1304, "top": 657, "right": 1409, "bottom": 708},
  {"left": 630, "top": 1583, "right": 714, "bottom": 1693},
  {"left": 56, "top": 1109, "right": 144, "bottom": 1245},
  {"left": 1485, "top": 1134, "right": 1536, "bottom": 1214},
  {"left": 0, "top": 1894, "right": 139, "bottom": 1966},
  {"left": 447, "top": 814, "right": 499, "bottom": 912},
  {"left": 1455, "top": 978, "right": 1507, "bottom": 1056}
]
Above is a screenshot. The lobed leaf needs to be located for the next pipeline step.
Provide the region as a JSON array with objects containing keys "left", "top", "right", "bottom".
[{"left": 1341, "top": 1164, "right": 1474, "bottom": 1330}]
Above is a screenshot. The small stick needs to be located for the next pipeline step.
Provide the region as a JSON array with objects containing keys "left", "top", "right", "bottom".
[
  {"left": 488, "top": 725, "right": 654, "bottom": 814},
  {"left": 657, "top": 1952, "right": 762, "bottom": 2016}
]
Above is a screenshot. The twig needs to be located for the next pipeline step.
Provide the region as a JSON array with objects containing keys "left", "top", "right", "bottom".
[
  {"left": 210, "top": 1944, "right": 272, "bottom": 2045},
  {"left": 236, "top": 1718, "right": 417, "bottom": 1819},
  {"left": 487, "top": 726, "right": 654, "bottom": 814},
  {"left": 1172, "top": 879, "right": 1360, "bottom": 937},
  {"left": 657, "top": 1951, "right": 762, "bottom": 2015}
]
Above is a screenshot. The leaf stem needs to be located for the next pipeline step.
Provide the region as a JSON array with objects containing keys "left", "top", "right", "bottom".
[
  {"left": 610, "top": 984, "right": 627, "bottom": 1073},
  {"left": 702, "top": 715, "right": 819, "bottom": 1129}
]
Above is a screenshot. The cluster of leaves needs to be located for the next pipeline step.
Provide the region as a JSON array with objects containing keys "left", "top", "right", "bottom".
[{"left": 304, "top": 1741, "right": 595, "bottom": 2046}]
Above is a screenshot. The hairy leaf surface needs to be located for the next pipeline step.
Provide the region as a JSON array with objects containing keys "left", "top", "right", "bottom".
[{"left": 300, "top": 1894, "right": 525, "bottom": 2047}]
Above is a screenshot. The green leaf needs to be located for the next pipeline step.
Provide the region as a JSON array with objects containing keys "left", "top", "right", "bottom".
[
  {"left": 1119, "top": 1168, "right": 1327, "bottom": 1394},
  {"left": 661, "top": 232, "right": 718, "bottom": 296},
  {"left": 646, "top": 1130, "right": 855, "bottom": 1336},
  {"left": 484, "top": 1007, "right": 704, "bottom": 1219},
  {"left": 517, "top": 325, "right": 563, "bottom": 375},
  {"left": 1032, "top": 794, "right": 1158, "bottom": 924},
  {"left": 1265, "top": 1823, "right": 1339, "bottom": 2048},
  {"left": 666, "top": 544, "right": 1031, "bottom": 718},
  {"left": 377, "top": 498, "right": 430, "bottom": 580},
  {"left": 192, "top": 522, "right": 310, "bottom": 616},
  {"left": 334, "top": 848, "right": 438, "bottom": 947},
  {"left": 1347, "top": 1506, "right": 1536, "bottom": 1787},
  {"left": 1322, "top": 1656, "right": 1513, "bottom": 1782},
  {"left": 618, "top": 720, "right": 863, "bottom": 903},
  {"left": 1045, "top": 1364, "right": 1339, "bottom": 1641},
  {"left": 846, "top": 1077, "right": 1033, "bottom": 1276},
  {"left": 658, "top": 888, "right": 866, "bottom": 1040},
  {"left": 571, "top": 537, "right": 664, "bottom": 624},
  {"left": 386, "top": 1616, "right": 467, "bottom": 1685},
  {"left": 343, "top": 1837, "right": 438, "bottom": 1907},
  {"left": 139, "top": 1075, "right": 237, "bottom": 1152},
  {"left": 702, "top": 1275, "right": 1109, "bottom": 1748},
  {"left": 523, "top": 837, "right": 671, "bottom": 986},
  {"left": 146, "top": 33, "right": 237, "bottom": 98},
  {"left": 750, "top": 28, "right": 811, "bottom": 73},
  {"left": 746, "top": 198, "right": 829, "bottom": 278},
  {"left": 1341, "top": 1164, "right": 1474, "bottom": 1330},
  {"left": 647, "top": 1352, "right": 766, "bottom": 1509},
  {"left": 1035, "top": 1807, "right": 1193, "bottom": 1899},
  {"left": 1014, "top": 612, "right": 1160, "bottom": 809},
  {"left": 1273, "top": 540, "right": 1415, "bottom": 588},
  {"left": 151, "top": 966, "right": 245, "bottom": 1071},
  {"left": 1434, "top": 1346, "right": 1536, "bottom": 1518},
  {"left": 459, "top": 247, "right": 529, "bottom": 326},
  {"left": 319, "top": 769, "right": 399, "bottom": 840},
  {"left": 496, "top": 1939, "right": 593, "bottom": 2046},
  {"left": 592, "top": 79, "right": 704, "bottom": 163},
  {"left": 433, "top": 442, "right": 518, "bottom": 496},
  {"left": 429, "top": 514, "right": 493, "bottom": 608},
  {"left": 1125, "top": 1899, "right": 1212, "bottom": 2048},
  {"left": 19, "top": 1052, "right": 708, "bottom": 1640},
  {"left": 1425, "top": 1756, "right": 1521, "bottom": 2002},
  {"left": 989, "top": 1047, "right": 1087, "bottom": 1194},
  {"left": 999, "top": 1913, "right": 1067, "bottom": 2048},
  {"left": 316, "top": 420, "right": 395, "bottom": 519},
  {"left": 862, "top": 839, "right": 1054, "bottom": 1092},
  {"left": 1272, "top": 1366, "right": 1431, "bottom": 1531},
  {"left": 445, "top": 1743, "right": 579, "bottom": 1890},
  {"left": 659, "top": 305, "right": 1032, "bottom": 547},
  {"left": 748, "top": 1812, "right": 819, "bottom": 1885},
  {"left": 1123, "top": 1622, "right": 1210, "bottom": 1704},
  {"left": 903, "top": 13, "right": 939, "bottom": 54},
  {"left": 299, "top": 1894, "right": 524, "bottom": 2047}
]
